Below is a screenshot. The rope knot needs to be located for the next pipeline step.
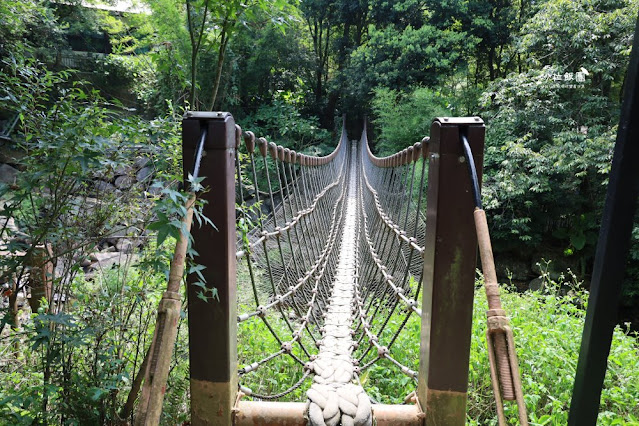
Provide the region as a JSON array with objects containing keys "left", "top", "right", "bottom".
[
  {"left": 486, "top": 310, "right": 510, "bottom": 332},
  {"left": 377, "top": 346, "right": 388, "bottom": 358},
  {"left": 281, "top": 341, "right": 292, "bottom": 354}
]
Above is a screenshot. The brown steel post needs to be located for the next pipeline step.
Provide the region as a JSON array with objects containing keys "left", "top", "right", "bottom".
[
  {"left": 183, "top": 112, "right": 237, "bottom": 425},
  {"left": 417, "top": 117, "right": 485, "bottom": 424}
]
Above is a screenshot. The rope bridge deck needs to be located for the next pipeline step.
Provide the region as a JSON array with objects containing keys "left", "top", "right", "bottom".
[{"left": 137, "top": 113, "right": 527, "bottom": 426}]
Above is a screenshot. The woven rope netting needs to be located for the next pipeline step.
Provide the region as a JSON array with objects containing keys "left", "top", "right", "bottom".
[{"left": 233, "top": 123, "right": 429, "bottom": 424}]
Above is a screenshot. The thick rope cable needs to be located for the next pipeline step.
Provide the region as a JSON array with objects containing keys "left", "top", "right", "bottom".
[{"left": 306, "top": 143, "right": 373, "bottom": 426}]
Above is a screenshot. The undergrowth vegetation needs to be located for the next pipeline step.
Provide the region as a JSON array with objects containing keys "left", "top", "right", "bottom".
[
  {"left": 234, "top": 262, "right": 639, "bottom": 424},
  {"left": 468, "top": 276, "right": 639, "bottom": 425}
]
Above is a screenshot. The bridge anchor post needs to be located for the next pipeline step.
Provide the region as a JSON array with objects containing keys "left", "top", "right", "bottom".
[
  {"left": 417, "top": 117, "right": 485, "bottom": 425},
  {"left": 183, "top": 112, "right": 238, "bottom": 426}
]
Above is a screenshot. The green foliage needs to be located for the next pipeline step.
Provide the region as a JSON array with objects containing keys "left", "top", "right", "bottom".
[
  {"left": 478, "top": 63, "right": 620, "bottom": 277},
  {"left": 346, "top": 24, "right": 468, "bottom": 104},
  {"left": 468, "top": 277, "right": 639, "bottom": 424},
  {"left": 358, "top": 310, "right": 420, "bottom": 404},
  {"left": 0, "top": 0, "right": 63, "bottom": 57},
  {"left": 0, "top": 264, "right": 190, "bottom": 424},
  {"left": 241, "top": 98, "right": 334, "bottom": 155},
  {"left": 234, "top": 273, "right": 639, "bottom": 422},
  {"left": 370, "top": 86, "right": 454, "bottom": 155},
  {"left": 228, "top": 13, "right": 314, "bottom": 111},
  {"left": 521, "top": 0, "right": 637, "bottom": 95},
  {"left": 235, "top": 261, "right": 313, "bottom": 401},
  {"left": 0, "top": 54, "right": 195, "bottom": 424}
]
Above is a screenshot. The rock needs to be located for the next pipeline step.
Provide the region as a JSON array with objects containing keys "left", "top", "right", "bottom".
[
  {"left": 136, "top": 166, "right": 153, "bottom": 183},
  {"left": 80, "top": 257, "right": 92, "bottom": 268},
  {"left": 0, "top": 163, "right": 19, "bottom": 185},
  {"left": 115, "top": 238, "right": 134, "bottom": 253},
  {"left": 531, "top": 258, "right": 576, "bottom": 282},
  {"left": 114, "top": 164, "right": 133, "bottom": 176},
  {"left": 90, "top": 252, "right": 124, "bottom": 269},
  {"left": 105, "top": 226, "right": 141, "bottom": 245},
  {"left": 114, "top": 175, "right": 134, "bottom": 190},
  {"left": 146, "top": 181, "right": 164, "bottom": 197},
  {"left": 0, "top": 144, "right": 26, "bottom": 165},
  {"left": 84, "top": 252, "right": 138, "bottom": 278},
  {"left": 102, "top": 245, "right": 117, "bottom": 253},
  {"left": 94, "top": 180, "right": 116, "bottom": 193},
  {"left": 53, "top": 293, "right": 67, "bottom": 303},
  {"left": 134, "top": 156, "right": 150, "bottom": 169},
  {"left": 494, "top": 257, "right": 531, "bottom": 282},
  {"left": 0, "top": 216, "right": 19, "bottom": 236},
  {"left": 529, "top": 277, "right": 545, "bottom": 291}
]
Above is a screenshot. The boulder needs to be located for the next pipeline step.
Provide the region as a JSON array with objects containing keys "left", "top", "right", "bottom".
[
  {"left": 529, "top": 277, "right": 545, "bottom": 291},
  {"left": 105, "top": 226, "right": 141, "bottom": 246},
  {"left": 115, "top": 238, "right": 134, "bottom": 253},
  {"left": 136, "top": 166, "right": 153, "bottom": 183},
  {"left": 134, "top": 156, "right": 151, "bottom": 169},
  {"left": 0, "top": 145, "right": 26, "bottom": 165},
  {"left": 494, "top": 256, "right": 531, "bottom": 282},
  {"left": 531, "top": 257, "right": 578, "bottom": 282},
  {"left": 0, "top": 163, "right": 19, "bottom": 185},
  {"left": 94, "top": 180, "right": 116, "bottom": 193},
  {"left": 114, "top": 175, "right": 134, "bottom": 190},
  {"left": 89, "top": 252, "right": 123, "bottom": 269},
  {"left": 114, "top": 164, "right": 133, "bottom": 176}
]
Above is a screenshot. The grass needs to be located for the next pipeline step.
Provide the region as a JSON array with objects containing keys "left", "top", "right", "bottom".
[
  {"left": 236, "top": 264, "right": 639, "bottom": 424},
  {"left": 471, "top": 280, "right": 639, "bottom": 425}
]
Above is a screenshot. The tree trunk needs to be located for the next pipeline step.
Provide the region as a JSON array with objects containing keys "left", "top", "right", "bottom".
[
  {"left": 120, "top": 349, "right": 150, "bottom": 423},
  {"left": 210, "top": 32, "right": 228, "bottom": 111},
  {"left": 488, "top": 46, "right": 496, "bottom": 81}
]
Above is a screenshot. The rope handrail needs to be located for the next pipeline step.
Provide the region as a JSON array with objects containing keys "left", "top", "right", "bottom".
[{"left": 233, "top": 116, "right": 351, "bottom": 404}]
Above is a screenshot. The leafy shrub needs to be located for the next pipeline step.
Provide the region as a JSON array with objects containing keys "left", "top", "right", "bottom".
[
  {"left": 370, "top": 86, "right": 453, "bottom": 155},
  {"left": 240, "top": 98, "right": 334, "bottom": 155},
  {"left": 0, "top": 54, "right": 194, "bottom": 424},
  {"left": 471, "top": 277, "right": 639, "bottom": 424}
]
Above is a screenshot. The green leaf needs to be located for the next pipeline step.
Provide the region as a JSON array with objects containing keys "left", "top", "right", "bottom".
[
  {"left": 571, "top": 232, "right": 586, "bottom": 251},
  {"left": 157, "top": 227, "right": 170, "bottom": 246}
]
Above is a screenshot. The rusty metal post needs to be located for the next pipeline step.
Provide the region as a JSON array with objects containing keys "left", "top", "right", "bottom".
[
  {"left": 234, "top": 402, "right": 422, "bottom": 426},
  {"left": 183, "top": 112, "right": 237, "bottom": 425},
  {"left": 417, "top": 117, "right": 485, "bottom": 424}
]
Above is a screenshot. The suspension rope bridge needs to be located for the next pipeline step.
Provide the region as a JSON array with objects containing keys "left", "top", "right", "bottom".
[{"left": 135, "top": 113, "right": 528, "bottom": 426}]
